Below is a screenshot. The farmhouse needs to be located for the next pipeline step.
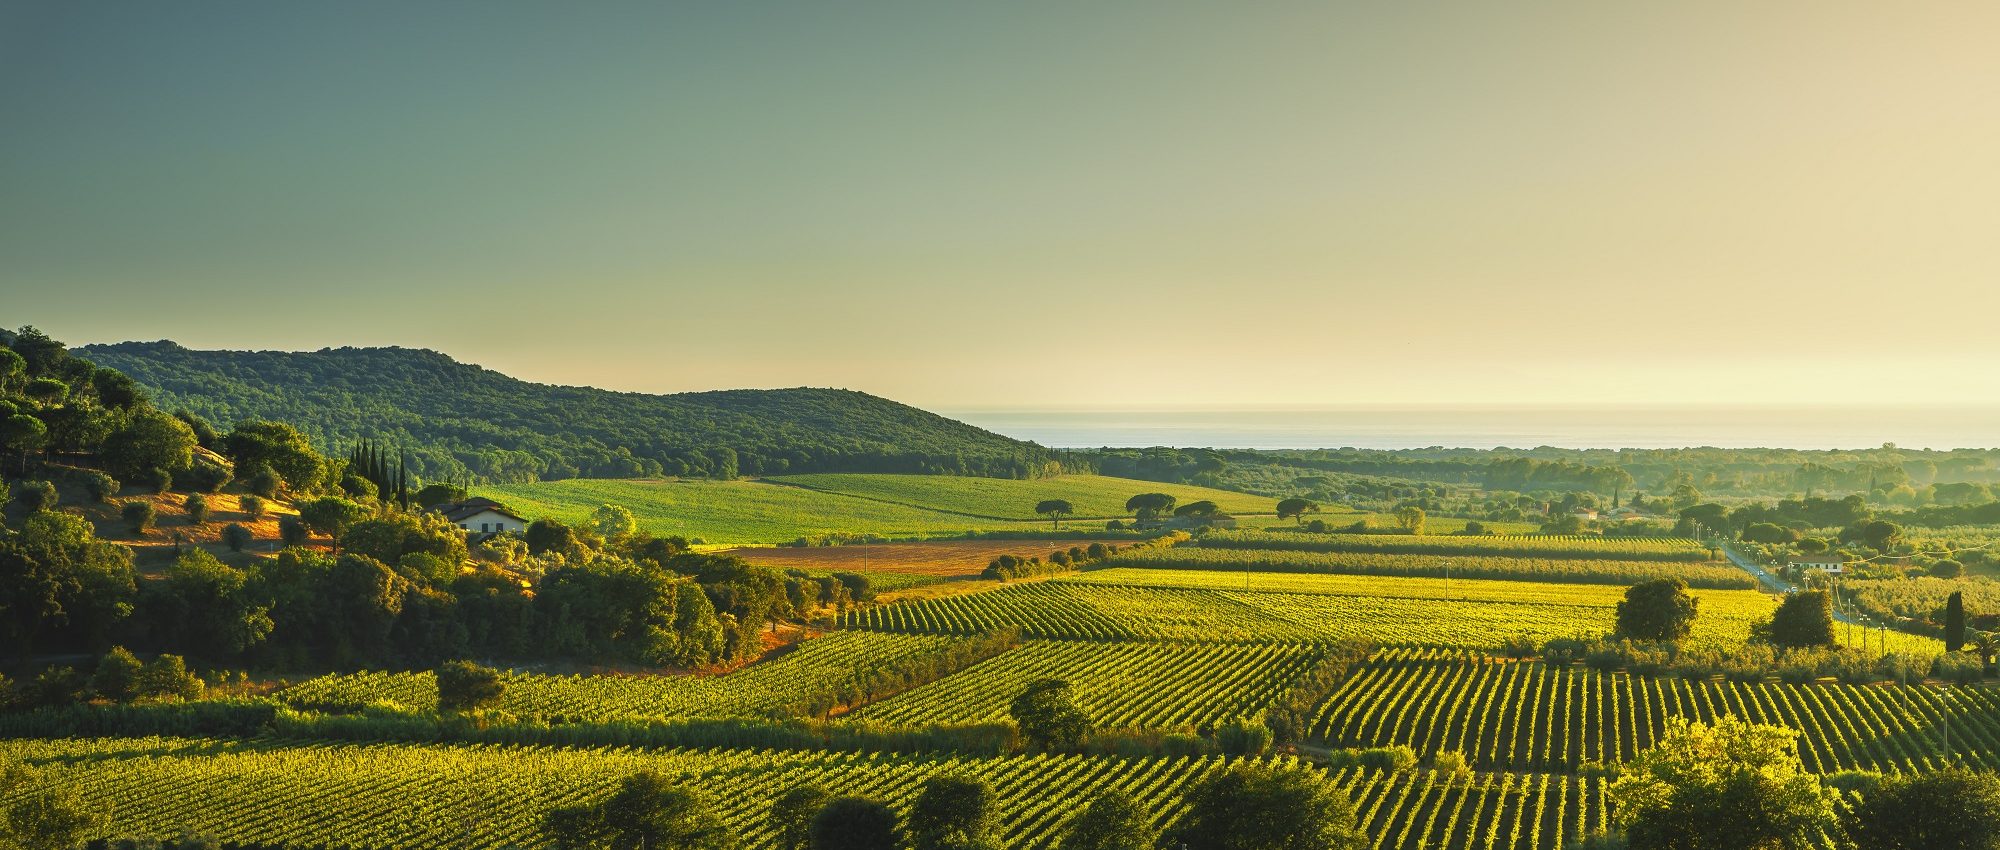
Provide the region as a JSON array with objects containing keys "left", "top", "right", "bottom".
[
  {"left": 432, "top": 497, "right": 528, "bottom": 537},
  {"left": 1791, "top": 555, "right": 1846, "bottom": 575}
]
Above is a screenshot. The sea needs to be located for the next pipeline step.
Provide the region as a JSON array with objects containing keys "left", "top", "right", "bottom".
[{"left": 942, "top": 406, "right": 2000, "bottom": 452}]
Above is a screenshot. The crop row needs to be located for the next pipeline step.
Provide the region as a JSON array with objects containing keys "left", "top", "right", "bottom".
[
  {"left": 850, "top": 640, "right": 1326, "bottom": 730},
  {"left": 841, "top": 579, "right": 1766, "bottom": 649},
  {"left": 0, "top": 735, "right": 1652, "bottom": 850},
  {"left": 1313, "top": 648, "right": 1999, "bottom": 774},
  {"left": 1107, "top": 546, "right": 1756, "bottom": 590},
  {"left": 1199, "top": 531, "right": 1711, "bottom": 562},
  {"left": 280, "top": 631, "right": 965, "bottom": 720}
]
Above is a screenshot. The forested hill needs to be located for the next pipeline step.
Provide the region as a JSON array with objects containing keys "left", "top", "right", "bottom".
[{"left": 77, "top": 341, "right": 1058, "bottom": 483}]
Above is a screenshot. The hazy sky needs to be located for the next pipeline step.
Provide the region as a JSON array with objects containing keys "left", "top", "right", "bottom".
[{"left": 5, "top": 2, "right": 2000, "bottom": 409}]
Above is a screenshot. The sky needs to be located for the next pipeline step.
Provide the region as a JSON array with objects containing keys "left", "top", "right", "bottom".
[{"left": 5, "top": 1, "right": 2000, "bottom": 410}]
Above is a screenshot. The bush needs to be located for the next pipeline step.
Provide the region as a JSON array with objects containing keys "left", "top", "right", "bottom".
[
  {"left": 183, "top": 461, "right": 232, "bottom": 493},
  {"left": 1541, "top": 637, "right": 1590, "bottom": 668},
  {"left": 139, "top": 466, "right": 173, "bottom": 494},
  {"left": 221, "top": 523, "right": 253, "bottom": 552},
  {"left": 90, "top": 647, "right": 144, "bottom": 702},
  {"left": 136, "top": 654, "right": 203, "bottom": 702},
  {"left": 1934, "top": 652, "right": 1984, "bottom": 684},
  {"left": 246, "top": 462, "right": 282, "bottom": 498},
  {"left": 1499, "top": 635, "right": 1539, "bottom": 659},
  {"left": 239, "top": 494, "right": 267, "bottom": 519},
  {"left": 122, "top": 500, "right": 156, "bottom": 534},
  {"left": 1355, "top": 745, "right": 1417, "bottom": 773},
  {"left": 436, "top": 660, "right": 506, "bottom": 713},
  {"left": 184, "top": 492, "right": 209, "bottom": 524},
  {"left": 82, "top": 470, "right": 120, "bottom": 502},
  {"left": 12, "top": 478, "right": 57, "bottom": 512},
  {"left": 279, "top": 515, "right": 308, "bottom": 546},
  {"left": 1215, "top": 715, "right": 1272, "bottom": 757},
  {"left": 1431, "top": 750, "right": 1471, "bottom": 784}
]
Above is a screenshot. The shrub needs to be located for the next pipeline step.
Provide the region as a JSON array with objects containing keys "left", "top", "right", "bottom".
[
  {"left": 239, "top": 494, "right": 267, "bottom": 519},
  {"left": 246, "top": 462, "right": 282, "bottom": 498},
  {"left": 139, "top": 466, "right": 173, "bottom": 494},
  {"left": 122, "top": 500, "right": 157, "bottom": 534},
  {"left": 1499, "top": 635, "right": 1539, "bottom": 659},
  {"left": 184, "top": 492, "right": 209, "bottom": 524},
  {"left": 279, "top": 514, "right": 308, "bottom": 547},
  {"left": 136, "top": 654, "right": 203, "bottom": 701},
  {"left": 1934, "top": 652, "right": 1984, "bottom": 685},
  {"left": 1541, "top": 637, "right": 1590, "bottom": 668},
  {"left": 221, "top": 522, "right": 253, "bottom": 552},
  {"left": 1431, "top": 750, "right": 1471, "bottom": 784},
  {"left": 1215, "top": 715, "right": 1273, "bottom": 757},
  {"left": 82, "top": 470, "right": 120, "bottom": 502},
  {"left": 90, "top": 646, "right": 144, "bottom": 702},
  {"left": 1355, "top": 745, "right": 1417, "bottom": 773},
  {"left": 183, "top": 461, "right": 232, "bottom": 493},
  {"left": 436, "top": 660, "right": 506, "bottom": 713},
  {"left": 13, "top": 478, "right": 57, "bottom": 512}
]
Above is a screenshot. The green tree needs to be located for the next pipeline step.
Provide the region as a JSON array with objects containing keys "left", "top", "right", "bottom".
[
  {"left": 1766, "top": 590, "right": 1836, "bottom": 649},
  {"left": 1009, "top": 678, "right": 1089, "bottom": 752},
  {"left": 1056, "top": 790, "right": 1158, "bottom": 850},
  {"left": 907, "top": 774, "right": 997, "bottom": 850},
  {"left": 414, "top": 482, "right": 468, "bottom": 508},
  {"left": 1616, "top": 579, "right": 1700, "bottom": 643},
  {"left": 1276, "top": 497, "right": 1320, "bottom": 525},
  {"left": 223, "top": 421, "right": 326, "bottom": 494},
  {"left": 1175, "top": 500, "right": 1221, "bottom": 520},
  {"left": 0, "top": 414, "right": 48, "bottom": 474},
  {"left": 809, "top": 796, "right": 899, "bottom": 850},
  {"left": 436, "top": 660, "right": 505, "bottom": 713},
  {"left": 0, "top": 756, "right": 103, "bottom": 850},
  {"left": 1973, "top": 631, "right": 2000, "bottom": 673},
  {"left": 183, "top": 492, "right": 209, "bottom": 525},
  {"left": 239, "top": 495, "right": 267, "bottom": 519},
  {"left": 1394, "top": 506, "right": 1426, "bottom": 534},
  {"left": 121, "top": 500, "right": 156, "bottom": 534},
  {"left": 1608, "top": 716, "right": 1838, "bottom": 850},
  {"left": 88, "top": 646, "right": 143, "bottom": 702},
  {"left": 1847, "top": 765, "right": 2000, "bottom": 850},
  {"left": 81, "top": 471, "right": 119, "bottom": 503},
  {"left": 221, "top": 522, "right": 253, "bottom": 553},
  {"left": 278, "top": 515, "right": 309, "bottom": 547},
  {"left": 1166, "top": 762, "right": 1369, "bottom": 850},
  {"left": 770, "top": 784, "right": 833, "bottom": 850},
  {"left": 592, "top": 504, "right": 638, "bottom": 541},
  {"left": 135, "top": 653, "right": 202, "bottom": 701},
  {"left": 527, "top": 519, "right": 583, "bottom": 557},
  {"left": 1035, "top": 499, "right": 1074, "bottom": 530},
  {"left": 298, "top": 497, "right": 371, "bottom": 546},
  {"left": 1124, "top": 493, "right": 1177, "bottom": 523},
  {"left": 101, "top": 409, "right": 196, "bottom": 481},
  {"left": 542, "top": 771, "right": 735, "bottom": 850},
  {"left": 11, "top": 480, "right": 56, "bottom": 513},
  {"left": 1946, "top": 591, "right": 1968, "bottom": 653}
]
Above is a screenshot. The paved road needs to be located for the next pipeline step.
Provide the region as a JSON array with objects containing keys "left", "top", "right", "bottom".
[{"left": 1716, "top": 540, "right": 1870, "bottom": 627}]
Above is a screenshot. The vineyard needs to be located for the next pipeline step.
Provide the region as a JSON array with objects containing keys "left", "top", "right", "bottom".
[
  {"left": 1311, "top": 649, "right": 1990, "bottom": 774},
  {"left": 1103, "top": 546, "right": 1756, "bottom": 589},
  {"left": 1199, "top": 531, "right": 1711, "bottom": 562},
  {"left": 850, "top": 640, "right": 1325, "bottom": 729},
  {"left": 840, "top": 577, "right": 1768, "bottom": 649},
  {"left": 0, "top": 735, "right": 1663, "bottom": 850},
  {"left": 281, "top": 631, "right": 969, "bottom": 720}
]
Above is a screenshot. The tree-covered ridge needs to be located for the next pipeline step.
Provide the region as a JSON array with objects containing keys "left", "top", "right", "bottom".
[{"left": 76, "top": 341, "right": 1060, "bottom": 483}]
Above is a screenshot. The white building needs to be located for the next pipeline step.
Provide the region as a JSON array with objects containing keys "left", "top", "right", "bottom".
[
  {"left": 435, "top": 497, "right": 529, "bottom": 537},
  {"left": 1791, "top": 555, "right": 1846, "bottom": 575}
]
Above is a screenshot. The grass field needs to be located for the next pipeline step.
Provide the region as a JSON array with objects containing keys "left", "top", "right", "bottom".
[
  {"left": 480, "top": 474, "right": 1261, "bottom": 543},
  {"left": 771, "top": 473, "right": 1273, "bottom": 519},
  {"left": 1103, "top": 547, "right": 1758, "bottom": 589}
]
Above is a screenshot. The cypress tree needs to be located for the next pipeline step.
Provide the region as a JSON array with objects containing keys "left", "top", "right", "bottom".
[{"left": 1947, "top": 590, "right": 1967, "bottom": 653}]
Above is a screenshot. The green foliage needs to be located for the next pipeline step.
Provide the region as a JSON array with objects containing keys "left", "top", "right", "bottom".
[
  {"left": 298, "top": 496, "right": 370, "bottom": 540},
  {"left": 1616, "top": 579, "right": 1700, "bottom": 642},
  {"left": 277, "top": 514, "right": 308, "bottom": 547},
  {"left": 121, "top": 500, "right": 156, "bottom": 534},
  {"left": 1117, "top": 546, "right": 1753, "bottom": 589},
  {"left": 221, "top": 523, "right": 252, "bottom": 552},
  {"left": 809, "top": 796, "right": 900, "bottom": 850},
  {"left": 10, "top": 480, "right": 56, "bottom": 513},
  {"left": 1167, "top": 762, "right": 1369, "bottom": 850},
  {"left": 906, "top": 774, "right": 997, "bottom": 850},
  {"left": 1845, "top": 766, "right": 2000, "bottom": 850},
  {"left": 238, "top": 494, "right": 266, "bottom": 519},
  {"left": 591, "top": 503, "right": 637, "bottom": 541},
  {"left": 89, "top": 646, "right": 143, "bottom": 702},
  {"left": 1608, "top": 716, "right": 1838, "bottom": 850},
  {"left": 1766, "top": 591, "right": 1836, "bottom": 649},
  {"left": 1946, "top": 591, "right": 1967, "bottom": 652},
  {"left": 1123, "top": 493, "right": 1176, "bottom": 522},
  {"left": 135, "top": 654, "right": 202, "bottom": 702},
  {"left": 1056, "top": 791, "right": 1157, "bottom": 850},
  {"left": 770, "top": 784, "right": 832, "bottom": 850},
  {"left": 434, "top": 660, "right": 505, "bottom": 713},
  {"left": 1202, "top": 530, "right": 1711, "bottom": 561},
  {"left": 542, "top": 771, "right": 735, "bottom": 850},
  {"left": 101, "top": 408, "right": 196, "bottom": 481},
  {"left": 183, "top": 492, "right": 209, "bottom": 524},
  {"left": 0, "top": 755, "right": 103, "bottom": 850},
  {"left": 1009, "top": 678, "right": 1089, "bottom": 752},
  {"left": 81, "top": 470, "right": 119, "bottom": 502},
  {"left": 1275, "top": 497, "right": 1319, "bottom": 523}
]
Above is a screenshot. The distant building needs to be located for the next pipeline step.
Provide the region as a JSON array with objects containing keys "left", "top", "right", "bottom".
[
  {"left": 1791, "top": 555, "right": 1845, "bottom": 575},
  {"left": 433, "top": 497, "right": 528, "bottom": 537},
  {"left": 1570, "top": 508, "right": 1599, "bottom": 522}
]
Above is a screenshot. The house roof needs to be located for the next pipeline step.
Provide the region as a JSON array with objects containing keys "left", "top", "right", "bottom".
[{"left": 434, "top": 498, "right": 526, "bottom": 524}]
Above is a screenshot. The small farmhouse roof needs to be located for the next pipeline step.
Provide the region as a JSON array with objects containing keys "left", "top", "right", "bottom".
[{"left": 434, "top": 497, "right": 526, "bottom": 524}]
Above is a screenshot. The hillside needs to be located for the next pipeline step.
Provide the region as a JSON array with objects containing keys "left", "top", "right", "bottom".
[{"left": 77, "top": 341, "right": 1059, "bottom": 484}]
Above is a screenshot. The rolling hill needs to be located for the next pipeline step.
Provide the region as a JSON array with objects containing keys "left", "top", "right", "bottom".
[{"left": 77, "top": 341, "right": 1061, "bottom": 484}]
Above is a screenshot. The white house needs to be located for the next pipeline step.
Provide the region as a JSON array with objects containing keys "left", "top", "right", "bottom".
[
  {"left": 434, "top": 497, "right": 529, "bottom": 537},
  {"left": 1791, "top": 555, "right": 1846, "bottom": 575}
]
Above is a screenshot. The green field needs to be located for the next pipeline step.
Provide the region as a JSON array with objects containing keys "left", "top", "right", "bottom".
[
  {"left": 850, "top": 639, "right": 1324, "bottom": 730},
  {"left": 1103, "top": 547, "right": 1758, "bottom": 589},
  {"left": 479, "top": 474, "right": 1264, "bottom": 543},
  {"left": 8, "top": 736, "right": 1625, "bottom": 850},
  {"left": 280, "top": 631, "right": 966, "bottom": 720},
  {"left": 1313, "top": 648, "right": 1992, "bottom": 773}
]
